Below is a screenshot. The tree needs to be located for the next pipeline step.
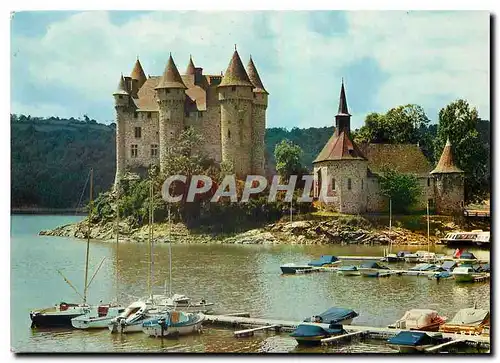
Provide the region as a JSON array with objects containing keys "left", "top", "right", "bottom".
[
  {"left": 354, "top": 105, "right": 435, "bottom": 161},
  {"left": 274, "top": 139, "right": 304, "bottom": 180},
  {"left": 378, "top": 169, "right": 421, "bottom": 213},
  {"left": 434, "top": 100, "right": 489, "bottom": 202}
]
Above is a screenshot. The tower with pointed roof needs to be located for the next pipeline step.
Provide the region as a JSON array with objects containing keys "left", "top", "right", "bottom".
[
  {"left": 430, "top": 138, "right": 464, "bottom": 215},
  {"left": 155, "top": 54, "right": 187, "bottom": 172},
  {"left": 312, "top": 80, "right": 368, "bottom": 214},
  {"left": 218, "top": 48, "right": 256, "bottom": 177},
  {"left": 112, "top": 50, "right": 268, "bottom": 185}
]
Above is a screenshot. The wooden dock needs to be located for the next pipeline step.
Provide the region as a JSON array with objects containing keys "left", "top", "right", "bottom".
[
  {"left": 234, "top": 325, "right": 279, "bottom": 337},
  {"left": 425, "top": 339, "right": 467, "bottom": 352},
  {"left": 321, "top": 331, "right": 365, "bottom": 345},
  {"left": 335, "top": 255, "right": 489, "bottom": 264},
  {"left": 203, "top": 314, "right": 490, "bottom": 348}
]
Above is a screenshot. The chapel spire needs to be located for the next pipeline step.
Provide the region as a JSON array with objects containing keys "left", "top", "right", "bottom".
[{"left": 337, "top": 78, "right": 350, "bottom": 116}]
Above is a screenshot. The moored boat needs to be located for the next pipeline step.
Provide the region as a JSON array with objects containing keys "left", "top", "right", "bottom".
[
  {"left": 451, "top": 266, "right": 483, "bottom": 283},
  {"left": 108, "top": 297, "right": 168, "bottom": 334},
  {"left": 439, "top": 307, "right": 489, "bottom": 335},
  {"left": 387, "top": 331, "right": 442, "bottom": 353},
  {"left": 307, "top": 255, "right": 341, "bottom": 268},
  {"left": 337, "top": 265, "right": 359, "bottom": 276},
  {"left": 290, "top": 323, "right": 345, "bottom": 345},
  {"left": 280, "top": 263, "right": 317, "bottom": 275},
  {"left": 142, "top": 311, "right": 204, "bottom": 338},
  {"left": 358, "top": 261, "right": 390, "bottom": 277},
  {"left": 30, "top": 302, "right": 89, "bottom": 328},
  {"left": 71, "top": 304, "right": 126, "bottom": 329},
  {"left": 303, "top": 307, "right": 359, "bottom": 326},
  {"left": 388, "top": 309, "right": 447, "bottom": 331}
]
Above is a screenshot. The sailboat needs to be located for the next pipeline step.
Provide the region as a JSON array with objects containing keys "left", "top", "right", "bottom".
[
  {"left": 30, "top": 169, "right": 118, "bottom": 328},
  {"left": 383, "top": 199, "right": 400, "bottom": 263},
  {"left": 71, "top": 183, "right": 126, "bottom": 329}
]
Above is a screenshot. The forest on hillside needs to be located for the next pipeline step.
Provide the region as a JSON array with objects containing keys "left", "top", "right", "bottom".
[{"left": 11, "top": 107, "right": 491, "bottom": 209}]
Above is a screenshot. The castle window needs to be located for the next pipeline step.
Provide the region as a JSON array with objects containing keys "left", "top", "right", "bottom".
[
  {"left": 198, "top": 111, "right": 203, "bottom": 118},
  {"left": 166, "top": 89, "right": 170, "bottom": 94},
  {"left": 228, "top": 130, "right": 231, "bottom": 139},
  {"left": 347, "top": 178, "right": 352, "bottom": 190},
  {"left": 147, "top": 112, "right": 152, "bottom": 119},
  {"left": 118, "top": 95, "right": 123, "bottom": 99},
  {"left": 361, "top": 179, "right": 364, "bottom": 190},
  {"left": 134, "top": 112, "right": 138, "bottom": 119},
  {"left": 253, "top": 93, "right": 256, "bottom": 98},
  {"left": 427, "top": 178, "right": 431, "bottom": 187},
  {"left": 135, "top": 127, "right": 142, "bottom": 138},
  {"left": 331, "top": 178, "right": 336, "bottom": 191},
  {"left": 131, "top": 144, "right": 138, "bottom": 158},
  {"left": 232, "top": 86, "right": 236, "bottom": 92},
  {"left": 151, "top": 144, "right": 158, "bottom": 158}
]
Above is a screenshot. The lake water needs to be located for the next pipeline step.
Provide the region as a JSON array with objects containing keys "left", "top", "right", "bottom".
[{"left": 10, "top": 215, "right": 490, "bottom": 353}]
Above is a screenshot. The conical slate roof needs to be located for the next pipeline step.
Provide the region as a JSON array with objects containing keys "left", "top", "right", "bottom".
[
  {"left": 130, "top": 58, "right": 147, "bottom": 88},
  {"left": 337, "top": 80, "right": 350, "bottom": 116},
  {"left": 431, "top": 138, "right": 463, "bottom": 174},
  {"left": 219, "top": 49, "right": 253, "bottom": 87},
  {"left": 156, "top": 54, "right": 187, "bottom": 89},
  {"left": 247, "top": 56, "right": 268, "bottom": 94},
  {"left": 313, "top": 130, "right": 366, "bottom": 163},
  {"left": 186, "top": 55, "right": 196, "bottom": 75},
  {"left": 113, "top": 74, "right": 129, "bottom": 95}
]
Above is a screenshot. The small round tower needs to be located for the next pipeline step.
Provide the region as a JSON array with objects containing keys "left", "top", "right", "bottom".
[
  {"left": 431, "top": 138, "right": 464, "bottom": 215},
  {"left": 218, "top": 48, "right": 254, "bottom": 178},
  {"left": 247, "top": 56, "right": 268, "bottom": 176},
  {"left": 155, "top": 54, "right": 187, "bottom": 173},
  {"left": 113, "top": 74, "right": 131, "bottom": 187}
]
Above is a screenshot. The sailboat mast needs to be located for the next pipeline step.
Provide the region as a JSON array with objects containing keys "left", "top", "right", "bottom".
[
  {"left": 168, "top": 207, "right": 172, "bottom": 297},
  {"left": 150, "top": 179, "right": 154, "bottom": 300},
  {"left": 389, "top": 198, "right": 392, "bottom": 254},
  {"left": 427, "top": 200, "right": 430, "bottom": 252},
  {"left": 83, "top": 168, "right": 93, "bottom": 304}
]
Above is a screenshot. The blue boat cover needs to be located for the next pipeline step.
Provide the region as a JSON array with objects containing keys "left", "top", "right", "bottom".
[
  {"left": 460, "top": 252, "right": 476, "bottom": 260},
  {"left": 480, "top": 263, "right": 490, "bottom": 272},
  {"left": 290, "top": 324, "right": 329, "bottom": 338},
  {"left": 441, "top": 261, "right": 457, "bottom": 271},
  {"left": 339, "top": 265, "right": 357, "bottom": 271},
  {"left": 308, "top": 255, "right": 339, "bottom": 267},
  {"left": 387, "top": 331, "right": 436, "bottom": 346},
  {"left": 434, "top": 271, "right": 452, "bottom": 279},
  {"left": 397, "top": 251, "right": 410, "bottom": 258},
  {"left": 360, "top": 261, "right": 389, "bottom": 269},
  {"left": 303, "top": 307, "right": 358, "bottom": 324}
]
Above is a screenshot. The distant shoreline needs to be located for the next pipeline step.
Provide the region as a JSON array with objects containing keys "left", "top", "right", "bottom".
[{"left": 11, "top": 207, "right": 86, "bottom": 216}]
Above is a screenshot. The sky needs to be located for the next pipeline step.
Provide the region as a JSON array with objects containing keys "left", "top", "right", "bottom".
[{"left": 10, "top": 10, "right": 490, "bottom": 130}]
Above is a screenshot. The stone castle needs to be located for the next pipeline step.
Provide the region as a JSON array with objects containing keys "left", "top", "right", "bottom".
[
  {"left": 313, "top": 82, "right": 465, "bottom": 215},
  {"left": 113, "top": 48, "right": 268, "bottom": 184}
]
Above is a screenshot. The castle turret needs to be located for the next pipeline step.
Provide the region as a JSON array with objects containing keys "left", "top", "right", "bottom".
[
  {"left": 247, "top": 56, "right": 268, "bottom": 175},
  {"left": 218, "top": 48, "right": 254, "bottom": 177},
  {"left": 130, "top": 58, "right": 147, "bottom": 97},
  {"left": 113, "top": 74, "right": 131, "bottom": 186},
  {"left": 431, "top": 138, "right": 464, "bottom": 215},
  {"left": 155, "top": 54, "right": 187, "bottom": 172},
  {"left": 312, "top": 80, "right": 368, "bottom": 214}
]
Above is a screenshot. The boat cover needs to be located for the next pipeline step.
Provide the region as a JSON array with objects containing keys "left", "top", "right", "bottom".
[
  {"left": 434, "top": 271, "right": 452, "bottom": 279},
  {"left": 396, "top": 309, "right": 440, "bottom": 329},
  {"left": 339, "top": 265, "right": 357, "bottom": 271},
  {"left": 360, "top": 261, "right": 389, "bottom": 269},
  {"left": 460, "top": 252, "right": 476, "bottom": 260},
  {"left": 387, "top": 331, "right": 437, "bottom": 346},
  {"left": 290, "top": 324, "right": 344, "bottom": 338},
  {"left": 441, "top": 261, "right": 457, "bottom": 271},
  {"left": 303, "top": 307, "right": 358, "bottom": 324},
  {"left": 308, "top": 255, "right": 339, "bottom": 267},
  {"left": 479, "top": 264, "right": 490, "bottom": 272},
  {"left": 447, "top": 308, "right": 489, "bottom": 326},
  {"left": 397, "top": 251, "right": 410, "bottom": 257},
  {"left": 409, "top": 263, "right": 442, "bottom": 271}
]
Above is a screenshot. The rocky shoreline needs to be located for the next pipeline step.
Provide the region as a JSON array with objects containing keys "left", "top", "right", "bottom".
[{"left": 39, "top": 217, "right": 444, "bottom": 246}]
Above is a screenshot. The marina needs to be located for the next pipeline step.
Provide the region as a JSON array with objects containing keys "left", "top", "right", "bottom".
[{"left": 11, "top": 215, "right": 491, "bottom": 353}]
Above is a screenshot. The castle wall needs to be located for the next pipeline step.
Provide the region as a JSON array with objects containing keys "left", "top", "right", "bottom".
[
  {"left": 433, "top": 174, "right": 464, "bottom": 215},
  {"left": 415, "top": 176, "right": 435, "bottom": 211},
  {"left": 122, "top": 111, "right": 160, "bottom": 170},
  {"left": 313, "top": 160, "right": 368, "bottom": 214},
  {"left": 366, "top": 176, "right": 385, "bottom": 212},
  {"left": 219, "top": 86, "right": 254, "bottom": 177}
]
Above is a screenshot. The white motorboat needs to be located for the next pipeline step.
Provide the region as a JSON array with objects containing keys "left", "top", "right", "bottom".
[
  {"left": 71, "top": 304, "right": 125, "bottom": 329},
  {"left": 451, "top": 266, "right": 482, "bottom": 283},
  {"left": 108, "top": 297, "right": 168, "bottom": 334},
  {"left": 388, "top": 309, "right": 447, "bottom": 331},
  {"left": 336, "top": 265, "right": 359, "bottom": 276},
  {"left": 142, "top": 311, "right": 205, "bottom": 338},
  {"left": 161, "top": 294, "right": 214, "bottom": 313}
]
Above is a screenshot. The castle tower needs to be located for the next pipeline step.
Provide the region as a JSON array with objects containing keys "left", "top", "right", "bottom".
[
  {"left": 218, "top": 48, "right": 254, "bottom": 177},
  {"left": 130, "top": 57, "right": 147, "bottom": 97},
  {"left": 113, "top": 74, "right": 132, "bottom": 187},
  {"left": 312, "top": 80, "right": 368, "bottom": 214},
  {"left": 247, "top": 56, "right": 268, "bottom": 175},
  {"left": 430, "top": 138, "right": 464, "bottom": 215},
  {"left": 155, "top": 54, "right": 187, "bottom": 173}
]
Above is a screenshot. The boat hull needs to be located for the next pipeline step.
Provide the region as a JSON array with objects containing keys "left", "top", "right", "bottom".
[
  {"left": 280, "top": 265, "right": 314, "bottom": 274},
  {"left": 30, "top": 311, "right": 84, "bottom": 328},
  {"left": 453, "top": 274, "right": 477, "bottom": 283},
  {"left": 388, "top": 344, "right": 434, "bottom": 353},
  {"left": 108, "top": 320, "right": 145, "bottom": 334},
  {"left": 337, "top": 270, "right": 360, "bottom": 276},
  {"left": 142, "top": 320, "right": 204, "bottom": 338}
]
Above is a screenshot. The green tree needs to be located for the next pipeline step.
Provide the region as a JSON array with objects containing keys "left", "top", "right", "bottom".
[
  {"left": 378, "top": 169, "right": 421, "bottom": 213},
  {"left": 274, "top": 139, "right": 304, "bottom": 180},
  {"left": 434, "top": 100, "right": 489, "bottom": 202}
]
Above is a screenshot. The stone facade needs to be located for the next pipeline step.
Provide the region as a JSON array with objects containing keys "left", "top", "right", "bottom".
[
  {"left": 113, "top": 50, "right": 268, "bottom": 184},
  {"left": 313, "top": 82, "right": 465, "bottom": 216}
]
